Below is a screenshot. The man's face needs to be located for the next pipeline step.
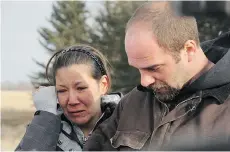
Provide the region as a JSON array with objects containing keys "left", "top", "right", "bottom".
[{"left": 125, "top": 24, "right": 190, "bottom": 102}]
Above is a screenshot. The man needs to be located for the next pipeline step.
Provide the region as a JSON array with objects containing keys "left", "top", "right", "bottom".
[{"left": 84, "top": 2, "right": 230, "bottom": 150}]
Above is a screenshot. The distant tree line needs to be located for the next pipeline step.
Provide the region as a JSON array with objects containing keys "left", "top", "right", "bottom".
[{"left": 31, "top": 1, "right": 230, "bottom": 94}]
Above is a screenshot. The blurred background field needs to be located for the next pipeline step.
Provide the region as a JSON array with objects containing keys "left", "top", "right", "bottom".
[{"left": 1, "top": 90, "right": 35, "bottom": 151}]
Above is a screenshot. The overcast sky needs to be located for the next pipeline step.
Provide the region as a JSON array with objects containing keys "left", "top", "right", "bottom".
[{"left": 1, "top": 1, "right": 101, "bottom": 83}]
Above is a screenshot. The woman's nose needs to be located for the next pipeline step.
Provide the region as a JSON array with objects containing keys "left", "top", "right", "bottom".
[{"left": 68, "top": 90, "right": 80, "bottom": 106}]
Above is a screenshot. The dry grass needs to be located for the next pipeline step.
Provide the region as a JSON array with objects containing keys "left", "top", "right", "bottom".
[{"left": 1, "top": 91, "right": 35, "bottom": 151}]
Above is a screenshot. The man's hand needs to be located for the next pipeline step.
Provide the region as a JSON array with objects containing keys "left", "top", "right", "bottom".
[{"left": 33, "top": 86, "right": 58, "bottom": 115}]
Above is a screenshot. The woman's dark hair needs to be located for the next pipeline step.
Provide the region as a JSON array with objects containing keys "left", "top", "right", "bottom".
[{"left": 46, "top": 44, "right": 111, "bottom": 91}]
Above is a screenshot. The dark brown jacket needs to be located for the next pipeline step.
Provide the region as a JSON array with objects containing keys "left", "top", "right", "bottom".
[{"left": 84, "top": 32, "right": 230, "bottom": 151}]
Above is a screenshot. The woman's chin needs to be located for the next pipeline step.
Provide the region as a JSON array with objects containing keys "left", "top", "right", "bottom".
[{"left": 70, "top": 116, "right": 90, "bottom": 125}]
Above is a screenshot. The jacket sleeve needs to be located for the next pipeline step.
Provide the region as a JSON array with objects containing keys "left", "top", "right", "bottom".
[
  {"left": 83, "top": 99, "right": 124, "bottom": 151},
  {"left": 15, "top": 111, "right": 61, "bottom": 151}
]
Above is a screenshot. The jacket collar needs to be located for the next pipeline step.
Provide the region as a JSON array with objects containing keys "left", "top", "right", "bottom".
[
  {"left": 137, "top": 83, "right": 230, "bottom": 104},
  {"left": 137, "top": 84, "right": 150, "bottom": 92},
  {"left": 202, "top": 82, "right": 230, "bottom": 104}
]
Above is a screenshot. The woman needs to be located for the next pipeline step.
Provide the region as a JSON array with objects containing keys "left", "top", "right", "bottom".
[{"left": 15, "top": 45, "right": 122, "bottom": 151}]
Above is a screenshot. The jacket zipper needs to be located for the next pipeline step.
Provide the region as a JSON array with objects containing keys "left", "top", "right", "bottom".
[
  {"left": 85, "top": 112, "right": 105, "bottom": 141},
  {"left": 175, "top": 96, "right": 200, "bottom": 109},
  {"left": 148, "top": 100, "right": 169, "bottom": 150},
  {"left": 148, "top": 96, "right": 200, "bottom": 150}
]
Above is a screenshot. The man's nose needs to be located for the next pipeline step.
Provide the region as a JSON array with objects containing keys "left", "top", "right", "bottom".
[{"left": 140, "top": 73, "right": 155, "bottom": 87}]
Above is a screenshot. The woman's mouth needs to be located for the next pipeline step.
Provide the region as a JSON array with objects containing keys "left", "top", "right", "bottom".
[{"left": 68, "top": 110, "right": 86, "bottom": 117}]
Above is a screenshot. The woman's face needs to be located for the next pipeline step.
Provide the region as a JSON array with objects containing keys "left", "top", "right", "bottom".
[{"left": 55, "top": 64, "right": 108, "bottom": 126}]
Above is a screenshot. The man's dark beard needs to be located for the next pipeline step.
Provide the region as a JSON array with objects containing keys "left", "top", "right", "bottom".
[{"left": 149, "top": 83, "right": 180, "bottom": 102}]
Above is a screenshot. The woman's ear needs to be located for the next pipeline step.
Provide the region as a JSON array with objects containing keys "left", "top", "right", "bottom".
[{"left": 99, "top": 75, "right": 109, "bottom": 95}]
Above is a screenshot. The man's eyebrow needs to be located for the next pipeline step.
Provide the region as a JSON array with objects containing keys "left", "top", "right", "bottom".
[{"left": 141, "top": 64, "right": 161, "bottom": 70}]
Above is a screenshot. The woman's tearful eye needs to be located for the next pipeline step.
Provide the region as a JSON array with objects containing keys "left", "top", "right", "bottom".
[
  {"left": 56, "top": 89, "right": 67, "bottom": 94},
  {"left": 77, "top": 87, "right": 88, "bottom": 91}
]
